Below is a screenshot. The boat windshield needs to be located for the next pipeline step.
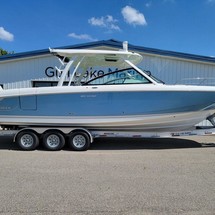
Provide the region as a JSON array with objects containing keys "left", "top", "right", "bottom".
[
  {"left": 84, "top": 68, "right": 152, "bottom": 85},
  {"left": 143, "top": 70, "right": 165, "bottom": 84}
]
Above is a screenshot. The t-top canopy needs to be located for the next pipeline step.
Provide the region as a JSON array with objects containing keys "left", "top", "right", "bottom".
[{"left": 49, "top": 48, "right": 143, "bottom": 66}]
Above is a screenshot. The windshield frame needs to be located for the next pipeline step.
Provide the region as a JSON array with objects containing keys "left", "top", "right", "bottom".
[
  {"left": 83, "top": 67, "right": 153, "bottom": 86},
  {"left": 143, "top": 70, "right": 165, "bottom": 84}
]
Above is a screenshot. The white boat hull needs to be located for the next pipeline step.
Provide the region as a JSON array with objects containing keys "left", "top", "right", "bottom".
[{"left": 0, "top": 110, "right": 213, "bottom": 132}]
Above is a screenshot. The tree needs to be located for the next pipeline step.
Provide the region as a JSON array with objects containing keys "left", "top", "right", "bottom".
[{"left": 0, "top": 48, "right": 14, "bottom": 56}]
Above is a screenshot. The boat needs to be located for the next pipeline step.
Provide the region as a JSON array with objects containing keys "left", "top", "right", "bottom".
[{"left": 0, "top": 41, "right": 215, "bottom": 132}]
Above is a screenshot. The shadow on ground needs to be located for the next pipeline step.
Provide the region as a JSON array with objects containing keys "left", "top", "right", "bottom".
[
  {"left": 90, "top": 137, "right": 205, "bottom": 150},
  {"left": 0, "top": 135, "right": 214, "bottom": 151}
]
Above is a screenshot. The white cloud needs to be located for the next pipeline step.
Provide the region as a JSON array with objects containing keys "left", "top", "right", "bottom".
[
  {"left": 88, "top": 17, "right": 105, "bottom": 27},
  {"left": 121, "top": 6, "right": 147, "bottom": 26},
  {"left": 68, "top": 33, "right": 96, "bottom": 41},
  {"left": 0, "top": 27, "right": 14, "bottom": 41},
  {"left": 88, "top": 15, "right": 120, "bottom": 31}
]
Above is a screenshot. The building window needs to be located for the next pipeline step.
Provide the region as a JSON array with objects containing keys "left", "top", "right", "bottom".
[{"left": 32, "top": 81, "right": 69, "bottom": 87}]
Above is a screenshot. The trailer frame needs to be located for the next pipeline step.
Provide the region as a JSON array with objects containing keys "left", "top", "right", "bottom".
[{"left": 1, "top": 125, "right": 215, "bottom": 151}]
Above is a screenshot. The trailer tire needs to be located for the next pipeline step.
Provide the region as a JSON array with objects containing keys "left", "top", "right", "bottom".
[
  {"left": 69, "top": 131, "right": 90, "bottom": 151},
  {"left": 42, "top": 131, "right": 65, "bottom": 151},
  {"left": 16, "top": 131, "right": 39, "bottom": 151}
]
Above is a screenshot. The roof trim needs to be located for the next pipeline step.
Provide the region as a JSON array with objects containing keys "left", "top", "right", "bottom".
[{"left": 1, "top": 39, "right": 215, "bottom": 64}]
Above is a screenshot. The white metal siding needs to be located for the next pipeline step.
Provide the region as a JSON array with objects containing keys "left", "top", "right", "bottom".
[
  {"left": 139, "top": 54, "right": 215, "bottom": 85},
  {"left": 0, "top": 55, "right": 58, "bottom": 88}
]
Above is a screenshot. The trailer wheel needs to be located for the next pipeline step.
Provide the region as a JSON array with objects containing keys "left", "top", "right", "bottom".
[
  {"left": 69, "top": 131, "right": 90, "bottom": 151},
  {"left": 42, "top": 131, "right": 65, "bottom": 151},
  {"left": 16, "top": 131, "right": 39, "bottom": 151}
]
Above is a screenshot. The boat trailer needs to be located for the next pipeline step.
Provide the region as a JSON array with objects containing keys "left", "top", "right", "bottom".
[{"left": 0, "top": 126, "right": 215, "bottom": 151}]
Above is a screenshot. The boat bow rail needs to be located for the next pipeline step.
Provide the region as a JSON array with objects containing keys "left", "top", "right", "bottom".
[{"left": 175, "top": 77, "right": 215, "bottom": 86}]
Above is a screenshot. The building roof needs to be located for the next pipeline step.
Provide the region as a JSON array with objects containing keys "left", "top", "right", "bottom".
[{"left": 1, "top": 39, "right": 215, "bottom": 64}]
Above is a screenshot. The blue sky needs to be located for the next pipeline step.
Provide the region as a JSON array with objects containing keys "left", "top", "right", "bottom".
[{"left": 0, "top": 0, "right": 215, "bottom": 56}]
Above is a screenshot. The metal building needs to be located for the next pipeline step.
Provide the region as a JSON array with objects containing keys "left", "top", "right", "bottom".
[{"left": 0, "top": 39, "right": 215, "bottom": 89}]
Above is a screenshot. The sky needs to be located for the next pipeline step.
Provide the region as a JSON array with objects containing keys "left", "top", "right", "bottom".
[{"left": 0, "top": 0, "right": 215, "bottom": 57}]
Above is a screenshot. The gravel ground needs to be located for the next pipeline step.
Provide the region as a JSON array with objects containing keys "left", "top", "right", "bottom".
[{"left": 0, "top": 135, "right": 214, "bottom": 215}]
